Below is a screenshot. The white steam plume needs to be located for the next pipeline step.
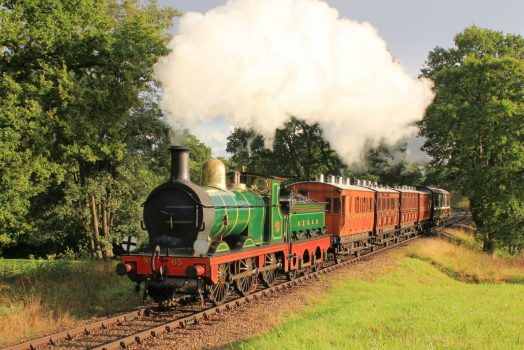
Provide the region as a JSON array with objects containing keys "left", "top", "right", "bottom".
[{"left": 155, "top": 0, "right": 434, "bottom": 164}]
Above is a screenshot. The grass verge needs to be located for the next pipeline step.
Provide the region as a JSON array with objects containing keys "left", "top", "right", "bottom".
[
  {"left": 405, "top": 238, "right": 524, "bottom": 283},
  {"left": 0, "top": 259, "right": 141, "bottom": 347},
  {"left": 230, "top": 240, "right": 524, "bottom": 350},
  {"left": 442, "top": 228, "right": 479, "bottom": 250}
]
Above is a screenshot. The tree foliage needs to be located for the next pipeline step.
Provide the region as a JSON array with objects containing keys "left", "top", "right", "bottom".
[
  {"left": 420, "top": 26, "right": 524, "bottom": 253},
  {"left": 353, "top": 142, "right": 424, "bottom": 186},
  {"left": 226, "top": 117, "right": 344, "bottom": 182},
  {"left": 0, "top": 0, "right": 179, "bottom": 256},
  {"left": 226, "top": 128, "right": 270, "bottom": 173}
]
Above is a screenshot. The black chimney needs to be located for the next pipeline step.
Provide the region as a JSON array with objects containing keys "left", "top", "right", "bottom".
[{"left": 169, "top": 146, "right": 190, "bottom": 182}]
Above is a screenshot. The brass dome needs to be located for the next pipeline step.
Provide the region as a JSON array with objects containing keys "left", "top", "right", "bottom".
[{"left": 202, "top": 159, "right": 227, "bottom": 190}]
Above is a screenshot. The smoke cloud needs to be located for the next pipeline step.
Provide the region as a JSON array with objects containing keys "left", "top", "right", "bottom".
[{"left": 155, "top": 0, "right": 434, "bottom": 164}]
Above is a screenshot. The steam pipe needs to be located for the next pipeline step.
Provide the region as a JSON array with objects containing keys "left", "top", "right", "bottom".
[{"left": 170, "top": 146, "right": 190, "bottom": 182}]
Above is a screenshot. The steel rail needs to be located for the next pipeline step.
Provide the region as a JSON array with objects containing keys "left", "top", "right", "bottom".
[
  {"left": 2, "top": 214, "right": 467, "bottom": 350},
  {"left": 3, "top": 309, "right": 147, "bottom": 350}
]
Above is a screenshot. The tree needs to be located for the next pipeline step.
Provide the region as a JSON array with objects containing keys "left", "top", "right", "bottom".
[
  {"left": 420, "top": 26, "right": 524, "bottom": 253},
  {"left": 181, "top": 132, "right": 213, "bottom": 184},
  {"left": 226, "top": 128, "right": 272, "bottom": 173},
  {"left": 271, "top": 117, "right": 345, "bottom": 181},
  {"left": 0, "top": 0, "right": 179, "bottom": 256},
  {"left": 0, "top": 75, "right": 63, "bottom": 248},
  {"left": 226, "top": 117, "right": 345, "bottom": 182},
  {"left": 352, "top": 142, "right": 424, "bottom": 186}
]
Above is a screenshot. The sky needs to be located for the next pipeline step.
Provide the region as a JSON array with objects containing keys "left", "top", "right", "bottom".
[{"left": 158, "top": 0, "right": 524, "bottom": 158}]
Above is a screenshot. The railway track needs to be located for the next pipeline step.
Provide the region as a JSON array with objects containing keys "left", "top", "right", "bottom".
[{"left": 3, "top": 214, "right": 467, "bottom": 350}]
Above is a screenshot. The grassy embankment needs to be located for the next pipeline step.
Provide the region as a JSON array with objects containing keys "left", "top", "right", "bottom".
[
  {"left": 231, "top": 236, "right": 524, "bottom": 350},
  {"left": 0, "top": 259, "right": 142, "bottom": 347}
]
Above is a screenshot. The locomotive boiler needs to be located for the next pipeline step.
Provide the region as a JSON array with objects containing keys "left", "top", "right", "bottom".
[{"left": 143, "top": 147, "right": 268, "bottom": 256}]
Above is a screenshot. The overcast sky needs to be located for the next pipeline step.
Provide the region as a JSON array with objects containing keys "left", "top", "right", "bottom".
[{"left": 158, "top": 0, "right": 524, "bottom": 158}]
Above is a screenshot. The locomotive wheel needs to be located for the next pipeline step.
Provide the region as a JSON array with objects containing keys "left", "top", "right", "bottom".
[
  {"left": 261, "top": 254, "right": 278, "bottom": 287},
  {"left": 235, "top": 258, "right": 257, "bottom": 296},
  {"left": 208, "top": 264, "right": 230, "bottom": 305}
]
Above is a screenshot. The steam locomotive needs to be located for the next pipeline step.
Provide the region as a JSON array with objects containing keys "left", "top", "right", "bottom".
[{"left": 116, "top": 147, "right": 450, "bottom": 305}]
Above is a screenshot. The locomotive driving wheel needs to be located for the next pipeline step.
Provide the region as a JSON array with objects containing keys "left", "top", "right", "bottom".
[
  {"left": 207, "top": 263, "right": 230, "bottom": 305},
  {"left": 235, "top": 258, "right": 258, "bottom": 296},
  {"left": 261, "top": 253, "right": 278, "bottom": 287}
]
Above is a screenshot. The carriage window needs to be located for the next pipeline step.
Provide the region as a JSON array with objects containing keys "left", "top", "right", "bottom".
[
  {"left": 333, "top": 197, "right": 341, "bottom": 214},
  {"left": 325, "top": 197, "right": 332, "bottom": 213},
  {"left": 342, "top": 196, "right": 346, "bottom": 216},
  {"left": 356, "top": 198, "right": 360, "bottom": 213}
]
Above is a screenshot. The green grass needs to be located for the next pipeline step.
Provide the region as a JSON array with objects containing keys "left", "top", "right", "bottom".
[
  {"left": 0, "top": 259, "right": 142, "bottom": 347},
  {"left": 0, "top": 258, "right": 83, "bottom": 280},
  {"left": 230, "top": 256, "right": 524, "bottom": 350}
]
